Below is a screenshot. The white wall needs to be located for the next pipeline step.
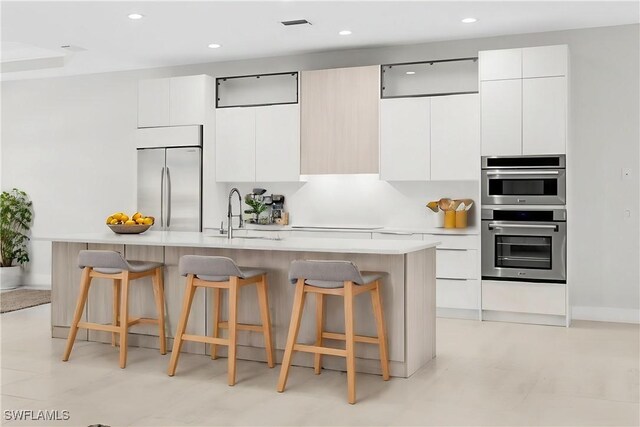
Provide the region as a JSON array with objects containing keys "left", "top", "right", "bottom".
[{"left": 2, "top": 24, "right": 638, "bottom": 322}]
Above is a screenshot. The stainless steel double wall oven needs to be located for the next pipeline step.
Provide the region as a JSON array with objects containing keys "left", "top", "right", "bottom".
[{"left": 481, "top": 155, "right": 567, "bottom": 283}]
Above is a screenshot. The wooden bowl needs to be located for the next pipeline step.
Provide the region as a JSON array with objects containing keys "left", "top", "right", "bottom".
[{"left": 107, "top": 224, "right": 152, "bottom": 234}]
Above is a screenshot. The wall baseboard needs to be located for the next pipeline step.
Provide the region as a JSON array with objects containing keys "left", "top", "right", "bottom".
[
  {"left": 22, "top": 273, "right": 51, "bottom": 289},
  {"left": 571, "top": 306, "right": 640, "bottom": 324}
]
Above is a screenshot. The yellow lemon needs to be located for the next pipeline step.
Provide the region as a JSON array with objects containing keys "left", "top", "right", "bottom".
[
  {"left": 142, "top": 217, "right": 153, "bottom": 225},
  {"left": 124, "top": 220, "right": 136, "bottom": 226},
  {"left": 132, "top": 212, "right": 142, "bottom": 220},
  {"left": 109, "top": 218, "right": 119, "bottom": 225},
  {"left": 135, "top": 217, "right": 145, "bottom": 224},
  {"left": 120, "top": 215, "right": 129, "bottom": 222},
  {"left": 106, "top": 216, "right": 114, "bottom": 224}
]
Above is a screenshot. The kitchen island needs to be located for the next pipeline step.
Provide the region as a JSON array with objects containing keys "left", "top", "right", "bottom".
[{"left": 44, "top": 231, "right": 439, "bottom": 378}]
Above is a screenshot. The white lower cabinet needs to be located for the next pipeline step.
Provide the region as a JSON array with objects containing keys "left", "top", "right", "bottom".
[
  {"left": 436, "top": 249, "right": 477, "bottom": 279},
  {"left": 437, "top": 279, "right": 480, "bottom": 310},
  {"left": 482, "top": 280, "right": 566, "bottom": 316}
]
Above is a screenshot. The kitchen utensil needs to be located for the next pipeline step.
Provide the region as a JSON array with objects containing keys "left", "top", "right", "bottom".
[
  {"left": 463, "top": 199, "right": 474, "bottom": 211},
  {"left": 426, "top": 201, "right": 440, "bottom": 213},
  {"left": 108, "top": 224, "right": 152, "bottom": 234},
  {"left": 438, "top": 198, "right": 453, "bottom": 211},
  {"left": 456, "top": 201, "right": 466, "bottom": 211}
]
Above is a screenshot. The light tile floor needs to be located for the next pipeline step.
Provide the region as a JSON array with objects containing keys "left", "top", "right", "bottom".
[{"left": 1, "top": 304, "right": 638, "bottom": 426}]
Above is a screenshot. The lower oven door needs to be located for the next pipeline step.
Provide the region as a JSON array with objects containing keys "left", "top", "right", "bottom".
[{"left": 481, "top": 221, "right": 567, "bottom": 282}]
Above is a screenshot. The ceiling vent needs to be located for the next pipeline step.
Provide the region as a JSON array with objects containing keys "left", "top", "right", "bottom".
[{"left": 281, "top": 19, "right": 311, "bottom": 26}]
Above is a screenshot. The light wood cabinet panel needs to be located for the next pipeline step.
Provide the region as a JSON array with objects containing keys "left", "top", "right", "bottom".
[
  {"left": 479, "top": 48, "right": 522, "bottom": 81},
  {"left": 481, "top": 79, "right": 522, "bottom": 156},
  {"left": 255, "top": 104, "right": 300, "bottom": 182},
  {"left": 300, "top": 65, "right": 379, "bottom": 174},
  {"left": 169, "top": 75, "right": 207, "bottom": 126},
  {"left": 138, "top": 78, "right": 171, "bottom": 128},
  {"left": 51, "top": 242, "right": 88, "bottom": 336},
  {"left": 430, "top": 94, "right": 480, "bottom": 180},
  {"left": 379, "top": 97, "right": 430, "bottom": 181},
  {"left": 523, "top": 77, "right": 567, "bottom": 155},
  {"left": 215, "top": 107, "right": 256, "bottom": 182},
  {"left": 523, "top": 45, "right": 568, "bottom": 78}
]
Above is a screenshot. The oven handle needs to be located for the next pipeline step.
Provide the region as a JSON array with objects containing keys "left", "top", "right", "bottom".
[
  {"left": 488, "top": 223, "right": 559, "bottom": 231},
  {"left": 485, "top": 170, "right": 559, "bottom": 176}
]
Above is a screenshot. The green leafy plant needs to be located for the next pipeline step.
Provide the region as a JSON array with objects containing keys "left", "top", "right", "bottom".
[
  {"left": 0, "top": 189, "right": 33, "bottom": 267},
  {"left": 244, "top": 196, "right": 267, "bottom": 217}
]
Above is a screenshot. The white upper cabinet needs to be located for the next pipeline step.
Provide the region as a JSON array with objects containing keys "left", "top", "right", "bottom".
[
  {"left": 522, "top": 45, "right": 568, "bottom": 78},
  {"left": 215, "top": 104, "right": 300, "bottom": 182},
  {"left": 523, "top": 77, "right": 567, "bottom": 155},
  {"left": 138, "top": 79, "right": 171, "bottom": 128},
  {"left": 215, "top": 108, "right": 256, "bottom": 182},
  {"left": 255, "top": 104, "right": 300, "bottom": 182},
  {"left": 480, "top": 45, "right": 568, "bottom": 156},
  {"left": 479, "top": 48, "right": 522, "bottom": 81},
  {"left": 481, "top": 80, "right": 522, "bottom": 156},
  {"left": 380, "top": 97, "right": 431, "bottom": 181},
  {"left": 431, "top": 94, "right": 480, "bottom": 180},
  {"left": 138, "top": 75, "right": 210, "bottom": 128}
]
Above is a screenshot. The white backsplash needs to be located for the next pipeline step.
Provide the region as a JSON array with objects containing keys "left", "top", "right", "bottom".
[{"left": 224, "top": 175, "right": 480, "bottom": 230}]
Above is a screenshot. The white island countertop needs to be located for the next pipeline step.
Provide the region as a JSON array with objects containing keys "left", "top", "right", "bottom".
[{"left": 38, "top": 231, "right": 440, "bottom": 255}]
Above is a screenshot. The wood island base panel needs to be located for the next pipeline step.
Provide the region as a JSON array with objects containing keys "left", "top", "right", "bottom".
[{"left": 48, "top": 232, "right": 438, "bottom": 378}]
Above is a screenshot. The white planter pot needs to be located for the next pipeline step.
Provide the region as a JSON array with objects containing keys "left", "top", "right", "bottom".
[{"left": 0, "top": 266, "right": 22, "bottom": 290}]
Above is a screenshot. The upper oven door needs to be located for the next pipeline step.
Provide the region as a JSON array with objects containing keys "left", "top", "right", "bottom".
[
  {"left": 481, "top": 169, "right": 566, "bottom": 205},
  {"left": 481, "top": 220, "right": 567, "bottom": 282}
]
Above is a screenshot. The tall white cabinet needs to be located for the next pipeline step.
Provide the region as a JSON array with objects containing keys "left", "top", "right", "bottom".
[
  {"left": 380, "top": 94, "right": 480, "bottom": 181},
  {"left": 479, "top": 45, "right": 568, "bottom": 156}
]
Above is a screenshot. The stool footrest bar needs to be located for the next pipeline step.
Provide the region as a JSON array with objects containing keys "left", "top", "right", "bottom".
[
  {"left": 322, "top": 332, "right": 380, "bottom": 344},
  {"left": 217, "top": 321, "right": 264, "bottom": 332},
  {"left": 293, "top": 344, "right": 347, "bottom": 357},
  {"left": 181, "top": 334, "right": 229, "bottom": 345},
  {"left": 76, "top": 322, "right": 120, "bottom": 333}
]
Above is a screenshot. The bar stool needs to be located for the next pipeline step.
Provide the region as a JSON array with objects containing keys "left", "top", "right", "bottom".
[
  {"left": 62, "top": 250, "right": 166, "bottom": 368},
  {"left": 168, "top": 255, "right": 274, "bottom": 386},
  {"left": 277, "top": 260, "right": 390, "bottom": 404}
]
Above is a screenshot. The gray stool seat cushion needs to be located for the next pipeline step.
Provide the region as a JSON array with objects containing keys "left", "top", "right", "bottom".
[
  {"left": 289, "top": 260, "right": 384, "bottom": 288},
  {"left": 78, "top": 250, "right": 162, "bottom": 274},
  {"left": 179, "top": 255, "right": 265, "bottom": 282}
]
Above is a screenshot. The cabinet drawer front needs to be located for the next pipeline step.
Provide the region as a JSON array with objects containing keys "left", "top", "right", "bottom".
[
  {"left": 372, "top": 232, "right": 423, "bottom": 241},
  {"left": 436, "top": 279, "right": 479, "bottom": 310},
  {"left": 428, "top": 234, "right": 479, "bottom": 250},
  {"left": 290, "top": 230, "right": 372, "bottom": 239},
  {"left": 436, "top": 249, "right": 477, "bottom": 279},
  {"left": 482, "top": 280, "right": 566, "bottom": 315}
]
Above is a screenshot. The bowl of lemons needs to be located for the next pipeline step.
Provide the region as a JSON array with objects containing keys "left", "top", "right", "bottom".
[{"left": 106, "top": 212, "right": 155, "bottom": 234}]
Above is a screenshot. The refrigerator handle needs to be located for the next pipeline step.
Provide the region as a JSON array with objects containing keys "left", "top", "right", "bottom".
[
  {"left": 166, "top": 167, "right": 172, "bottom": 228},
  {"left": 160, "top": 167, "right": 165, "bottom": 228}
]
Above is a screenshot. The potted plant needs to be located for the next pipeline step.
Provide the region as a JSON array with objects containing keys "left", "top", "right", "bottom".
[
  {"left": 0, "top": 189, "right": 33, "bottom": 290},
  {"left": 244, "top": 196, "right": 267, "bottom": 224}
]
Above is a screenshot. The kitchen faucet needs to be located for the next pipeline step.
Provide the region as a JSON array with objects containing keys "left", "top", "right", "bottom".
[{"left": 227, "top": 188, "right": 244, "bottom": 239}]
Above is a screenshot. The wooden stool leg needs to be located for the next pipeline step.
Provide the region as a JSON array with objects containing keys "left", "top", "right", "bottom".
[
  {"left": 168, "top": 275, "right": 196, "bottom": 376},
  {"left": 111, "top": 279, "right": 121, "bottom": 347},
  {"left": 257, "top": 275, "right": 274, "bottom": 368},
  {"left": 277, "top": 279, "right": 306, "bottom": 393},
  {"left": 62, "top": 267, "right": 92, "bottom": 362},
  {"left": 119, "top": 272, "right": 130, "bottom": 369},
  {"left": 314, "top": 293, "right": 325, "bottom": 374},
  {"left": 227, "top": 278, "right": 239, "bottom": 386},
  {"left": 371, "top": 281, "right": 390, "bottom": 381},
  {"left": 344, "top": 281, "right": 356, "bottom": 404},
  {"left": 210, "top": 287, "right": 221, "bottom": 360},
  {"left": 152, "top": 267, "right": 167, "bottom": 355}
]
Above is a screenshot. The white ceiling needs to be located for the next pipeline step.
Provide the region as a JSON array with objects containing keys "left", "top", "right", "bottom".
[{"left": 2, "top": 1, "right": 638, "bottom": 81}]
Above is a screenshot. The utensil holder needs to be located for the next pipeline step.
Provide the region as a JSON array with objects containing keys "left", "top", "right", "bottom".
[
  {"left": 444, "top": 211, "right": 456, "bottom": 229},
  {"left": 455, "top": 211, "right": 467, "bottom": 228}
]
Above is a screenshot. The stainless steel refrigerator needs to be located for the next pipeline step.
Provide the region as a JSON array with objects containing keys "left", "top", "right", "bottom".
[{"left": 137, "top": 145, "right": 202, "bottom": 232}]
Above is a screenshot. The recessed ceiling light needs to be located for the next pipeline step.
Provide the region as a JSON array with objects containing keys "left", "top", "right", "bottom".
[
  {"left": 339, "top": 30, "right": 352, "bottom": 36},
  {"left": 406, "top": 71, "right": 416, "bottom": 75},
  {"left": 128, "top": 13, "right": 144, "bottom": 20},
  {"left": 461, "top": 17, "right": 477, "bottom": 23},
  {"left": 208, "top": 43, "right": 222, "bottom": 49}
]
